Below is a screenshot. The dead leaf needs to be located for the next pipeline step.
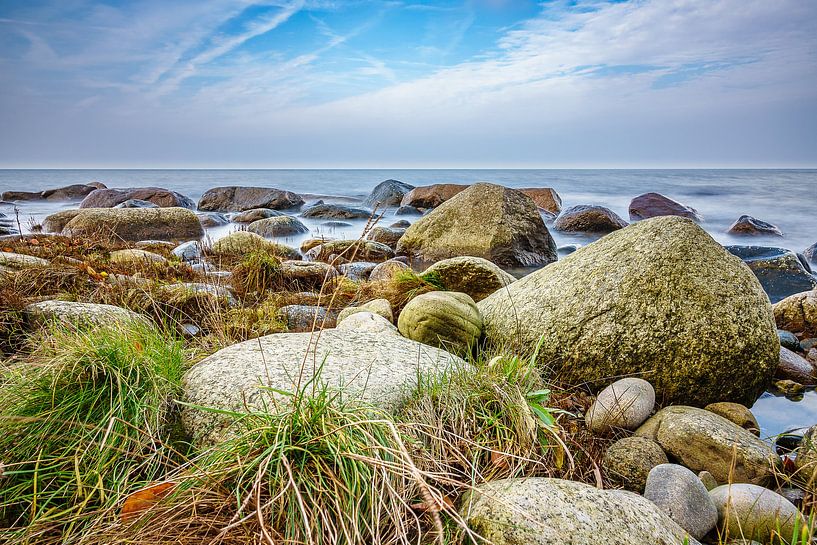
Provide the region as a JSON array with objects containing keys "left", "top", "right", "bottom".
[
  {"left": 120, "top": 482, "right": 176, "bottom": 522},
  {"left": 29, "top": 238, "right": 39, "bottom": 245},
  {"left": 490, "top": 450, "right": 510, "bottom": 470}
]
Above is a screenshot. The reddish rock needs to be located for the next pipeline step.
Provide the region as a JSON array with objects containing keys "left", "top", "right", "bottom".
[
  {"left": 629, "top": 192, "right": 701, "bottom": 221},
  {"left": 198, "top": 186, "right": 303, "bottom": 212},
  {"left": 2, "top": 183, "right": 106, "bottom": 202},
  {"left": 400, "top": 184, "right": 469, "bottom": 208},
  {"left": 727, "top": 215, "right": 783, "bottom": 237},
  {"left": 777, "top": 346, "right": 816, "bottom": 384},
  {"left": 518, "top": 187, "right": 562, "bottom": 214},
  {"left": 80, "top": 187, "right": 195, "bottom": 209},
  {"left": 554, "top": 205, "right": 629, "bottom": 234}
]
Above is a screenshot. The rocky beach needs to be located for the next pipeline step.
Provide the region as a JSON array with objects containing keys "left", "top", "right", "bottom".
[{"left": 1, "top": 173, "right": 816, "bottom": 544}]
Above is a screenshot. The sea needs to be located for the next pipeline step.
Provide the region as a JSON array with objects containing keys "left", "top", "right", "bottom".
[{"left": 1, "top": 168, "right": 816, "bottom": 440}]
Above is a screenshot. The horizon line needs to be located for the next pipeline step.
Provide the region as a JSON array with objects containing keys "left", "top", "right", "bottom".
[{"left": 1, "top": 164, "right": 816, "bottom": 171}]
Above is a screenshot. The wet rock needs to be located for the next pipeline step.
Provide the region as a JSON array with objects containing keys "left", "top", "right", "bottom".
[
  {"left": 210, "top": 231, "right": 300, "bottom": 259},
  {"left": 109, "top": 249, "right": 167, "bottom": 267},
  {"left": 2, "top": 183, "right": 105, "bottom": 202},
  {"left": 400, "top": 183, "right": 468, "bottom": 208},
  {"left": 62, "top": 207, "right": 204, "bottom": 242},
  {"left": 704, "top": 402, "right": 760, "bottom": 436},
  {"left": 397, "top": 291, "right": 482, "bottom": 353},
  {"left": 727, "top": 215, "right": 784, "bottom": 237},
  {"left": 602, "top": 436, "right": 668, "bottom": 492},
  {"left": 805, "top": 242, "right": 817, "bottom": 266},
  {"left": 364, "top": 179, "right": 415, "bottom": 207},
  {"left": 338, "top": 261, "right": 377, "bottom": 282},
  {"left": 777, "top": 346, "right": 816, "bottom": 384},
  {"left": 644, "top": 464, "right": 718, "bottom": 540},
  {"left": 247, "top": 216, "right": 309, "bottom": 237},
  {"left": 232, "top": 208, "right": 284, "bottom": 223},
  {"left": 422, "top": 256, "right": 516, "bottom": 302},
  {"left": 301, "top": 203, "right": 372, "bottom": 220},
  {"left": 516, "top": 187, "right": 562, "bottom": 215},
  {"left": 368, "top": 259, "right": 409, "bottom": 282},
  {"left": 81, "top": 187, "right": 195, "bottom": 209},
  {"left": 321, "top": 221, "right": 352, "bottom": 228},
  {"left": 390, "top": 219, "right": 411, "bottom": 228},
  {"left": 366, "top": 226, "right": 405, "bottom": 248},
  {"left": 479, "top": 217, "right": 779, "bottom": 407},
  {"left": 557, "top": 244, "right": 579, "bottom": 256},
  {"left": 773, "top": 289, "right": 817, "bottom": 336},
  {"left": 115, "top": 199, "right": 159, "bottom": 209},
  {"left": 554, "top": 205, "right": 628, "bottom": 234},
  {"left": 775, "top": 379, "right": 805, "bottom": 396},
  {"left": 778, "top": 329, "right": 801, "bottom": 351},
  {"left": 709, "top": 484, "right": 805, "bottom": 544},
  {"left": 629, "top": 192, "right": 702, "bottom": 221},
  {"left": 586, "top": 378, "right": 655, "bottom": 434},
  {"left": 460, "top": 477, "right": 701, "bottom": 545},
  {"left": 395, "top": 205, "right": 422, "bottom": 216},
  {"left": 635, "top": 406, "right": 778, "bottom": 485},
  {"left": 24, "top": 300, "right": 148, "bottom": 328},
  {"left": 337, "top": 299, "right": 394, "bottom": 324},
  {"left": 397, "top": 183, "right": 557, "bottom": 269},
  {"left": 198, "top": 186, "right": 304, "bottom": 212},
  {"left": 725, "top": 246, "right": 817, "bottom": 304},
  {"left": 280, "top": 260, "right": 337, "bottom": 289},
  {"left": 278, "top": 305, "right": 339, "bottom": 332},
  {"left": 305, "top": 240, "right": 394, "bottom": 264},
  {"left": 196, "top": 212, "right": 229, "bottom": 227}
]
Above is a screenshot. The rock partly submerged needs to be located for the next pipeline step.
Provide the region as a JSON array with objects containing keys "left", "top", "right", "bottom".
[
  {"left": 554, "top": 204, "right": 629, "bottom": 234},
  {"left": 198, "top": 186, "right": 304, "bottom": 212},
  {"left": 80, "top": 187, "right": 195, "bottom": 209},
  {"left": 726, "top": 246, "right": 817, "bottom": 303},
  {"left": 364, "top": 179, "right": 415, "bottom": 208},
  {"left": 400, "top": 183, "right": 468, "bottom": 209},
  {"left": 478, "top": 217, "right": 779, "bottom": 407},
  {"left": 629, "top": 192, "right": 701, "bottom": 222}
]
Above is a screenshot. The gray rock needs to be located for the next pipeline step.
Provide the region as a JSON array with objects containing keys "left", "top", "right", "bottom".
[
  {"left": 776, "top": 346, "right": 815, "bottom": 384},
  {"left": 197, "top": 186, "right": 304, "bottom": 212},
  {"left": 710, "top": 484, "right": 805, "bottom": 544},
  {"left": 459, "top": 477, "right": 701, "bottom": 545},
  {"left": 280, "top": 260, "right": 337, "bottom": 289},
  {"left": 301, "top": 204, "right": 371, "bottom": 220},
  {"left": 248, "top": 215, "right": 309, "bottom": 237},
  {"left": 644, "top": 463, "right": 718, "bottom": 540},
  {"left": 24, "top": 300, "right": 148, "bottom": 328},
  {"left": 725, "top": 246, "right": 817, "bottom": 303},
  {"left": 181, "top": 329, "right": 466, "bottom": 445},
  {"left": 805, "top": 242, "right": 817, "bottom": 266},
  {"left": 172, "top": 241, "right": 203, "bottom": 262},
  {"left": 337, "top": 299, "right": 393, "bottom": 324},
  {"left": 114, "top": 198, "right": 159, "bottom": 209},
  {"left": 390, "top": 220, "right": 411, "bottom": 228},
  {"left": 364, "top": 179, "right": 415, "bottom": 208},
  {"left": 0, "top": 251, "right": 49, "bottom": 269},
  {"left": 554, "top": 204, "right": 629, "bottom": 233},
  {"left": 366, "top": 226, "right": 405, "bottom": 248},
  {"left": 778, "top": 329, "right": 801, "bottom": 351},
  {"left": 727, "top": 215, "right": 784, "bottom": 237},
  {"left": 42, "top": 210, "right": 83, "bottom": 233},
  {"left": 232, "top": 208, "right": 284, "bottom": 223},
  {"left": 368, "top": 259, "right": 409, "bottom": 282},
  {"left": 422, "top": 256, "right": 516, "bottom": 302},
  {"left": 338, "top": 261, "right": 378, "bottom": 282},
  {"left": 635, "top": 406, "right": 778, "bottom": 485},
  {"left": 585, "top": 377, "right": 655, "bottom": 434},
  {"left": 336, "top": 311, "right": 398, "bottom": 334},
  {"left": 278, "top": 305, "right": 339, "bottom": 332},
  {"left": 395, "top": 205, "right": 422, "bottom": 216},
  {"left": 196, "top": 212, "right": 229, "bottom": 227},
  {"left": 602, "top": 436, "right": 668, "bottom": 492},
  {"left": 81, "top": 187, "right": 195, "bottom": 209}
]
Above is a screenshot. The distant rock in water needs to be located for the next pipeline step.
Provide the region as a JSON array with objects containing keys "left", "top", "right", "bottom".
[
  {"left": 2, "top": 182, "right": 106, "bottom": 202},
  {"left": 80, "top": 187, "right": 195, "bottom": 209},
  {"left": 196, "top": 212, "right": 229, "bottom": 227},
  {"left": 725, "top": 246, "right": 817, "bottom": 303},
  {"left": 554, "top": 205, "right": 628, "bottom": 234},
  {"left": 231, "top": 208, "right": 284, "bottom": 223},
  {"left": 364, "top": 179, "right": 415, "bottom": 208},
  {"left": 396, "top": 183, "right": 557, "bottom": 269},
  {"left": 301, "top": 203, "right": 372, "bottom": 220},
  {"left": 478, "top": 217, "right": 779, "bottom": 407},
  {"left": 517, "top": 187, "right": 562, "bottom": 214},
  {"left": 727, "top": 215, "right": 783, "bottom": 237},
  {"left": 247, "top": 215, "right": 309, "bottom": 237},
  {"left": 198, "top": 186, "right": 304, "bottom": 212},
  {"left": 400, "top": 183, "right": 469, "bottom": 209},
  {"left": 629, "top": 192, "right": 701, "bottom": 221}
]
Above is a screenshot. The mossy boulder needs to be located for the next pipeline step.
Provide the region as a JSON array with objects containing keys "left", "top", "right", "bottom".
[
  {"left": 422, "top": 256, "right": 516, "bottom": 302},
  {"left": 397, "top": 291, "right": 482, "bottom": 353},
  {"left": 477, "top": 216, "right": 779, "bottom": 407},
  {"left": 396, "top": 183, "right": 557, "bottom": 269},
  {"left": 211, "top": 231, "right": 300, "bottom": 259},
  {"left": 61, "top": 207, "right": 204, "bottom": 242}
]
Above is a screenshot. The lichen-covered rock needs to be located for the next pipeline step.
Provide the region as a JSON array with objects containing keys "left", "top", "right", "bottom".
[
  {"left": 774, "top": 289, "right": 817, "bottom": 336},
  {"left": 232, "top": 208, "right": 284, "bottom": 223},
  {"left": 337, "top": 299, "right": 393, "bottom": 324},
  {"left": 478, "top": 217, "right": 779, "bottom": 407},
  {"left": 368, "top": 259, "right": 409, "bottom": 282},
  {"left": 61, "top": 207, "right": 204, "bottom": 242},
  {"left": 710, "top": 484, "right": 805, "bottom": 544},
  {"left": 80, "top": 187, "right": 195, "bottom": 209},
  {"left": 635, "top": 406, "right": 778, "bottom": 485},
  {"left": 247, "top": 216, "right": 309, "bottom": 237},
  {"left": 198, "top": 186, "right": 304, "bottom": 212},
  {"left": 629, "top": 192, "right": 701, "bottom": 221},
  {"left": 210, "top": 231, "right": 299, "bottom": 259},
  {"left": 727, "top": 215, "right": 784, "bottom": 237},
  {"left": 42, "top": 210, "right": 83, "bottom": 233},
  {"left": 603, "top": 436, "right": 668, "bottom": 492},
  {"left": 396, "top": 183, "right": 557, "bottom": 269},
  {"left": 400, "top": 183, "right": 468, "bottom": 208},
  {"left": 554, "top": 205, "right": 628, "bottom": 233},
  {"left": 366, "top": 226, "right": 405, "bottom": 248},
  {"left": 24, "top": 300, "right": 148, "bottom": 328},
  {"left": 365, "top": 179, "right": 415, "bottom": 207},
  {"left": 305, "top": 240, "right": 394, "bottom": 263},
  {"left": 518, "top": 187, "right": 562, "bottom": 214},
  {"left": 278, "top": 305, "right": 339, "bottom": 332},
  {"left": 422, "top": 256, "right": 516, "bottom": 302},
  {"left": 181, "top": 329, "right": 465, "bottom": 445},
  {"left": 585, "top": 378, "right": 655, "bottom": 434},
  {"left": 644, "top": 464, "right": 718, "bottom": 540},
  {"left": 280, "top": 260, "right": 337, "bottom": 289},
  {"left": 109, "top": 249, "right": 167, "bottom": 266},
  {"left": 704, "top": 402, "right": 760, "bottom": 436},
  {"left": 397, "top": 291, "right": 482, "bottom": 353},
  {"left": 301, "top": 204, "right": 371, "bottom": 220},
  {"left": 460, "top": 477, "right": 700, "bottom": 545},
  {"left": 726, "top": 246, "right": 817, "bottom": 303},
  {"left": 0, "top": 251, "right": 49, "bottom": 269}
]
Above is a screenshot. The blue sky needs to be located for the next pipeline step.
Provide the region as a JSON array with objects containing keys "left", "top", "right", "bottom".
[{"left": 0, "top": 0, "right": 815, "bottom": 167}]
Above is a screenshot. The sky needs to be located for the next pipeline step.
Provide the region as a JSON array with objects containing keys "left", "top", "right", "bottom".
[{"left": 0, "top": 0, "right": 815, "bottom": 168}]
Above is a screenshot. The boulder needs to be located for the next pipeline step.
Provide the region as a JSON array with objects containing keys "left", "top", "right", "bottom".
[
  {"left": 336, "top": 311, "right": 398, "bottom": 334},
  {"left": 61, "top": 207, "right": 203, "bottom": 242},
  {"left": 629, "top": 192, "right": 701, "bottom": 221},
  {"left": 338, "top": 261, "right": 378, "bottom": 281},
  {"left": 726, "top": 246, "right": 817, "bottom": 303},
  {"left": 602, "top": 436, "right": 668, "bottom": 492},
  {"left": 635, "top": 406, "right": 778, "bottom": 485},
  {"left": 366, "top": 226, "right": 405, "bottom": 248},
  {"left": 400, "top": 183, "right": 468, "bottom": 209},
  {"left": 479, "top": 217, "right": 779, "bottom": 407},
  {"left": 305, "top": 240, "right": 394, "bottom": 264},
  {"left": 396, "top": 183, "right": 557, "bottom": 269},
  {"left": 397, "top": 291, "right": 482, "bottom": 353},
  {"left": 727, "top": 215, "right": 784, "bottom": 237},
  {"left": 703, "top": 402, "right": 760, "bottom": 436},
  {"left": 247, "top": 216, "right": 309, "bottom": 237},
  {"left": 278, "top": 305, "right": 339, "bottom": 332},
  {"left": 232, "top": 208, "right": 284, "bottom": 223},
  {"left": 364, "top": 179, "right": 415, "bottom": 208},
  {"left": 395, "top": 205, "right": 422, "bottom": 216},
  {"left": 198, "top": 186, "right": 304, "bottom": 212},
  {"left": 554, "top": 205, "right": 628, "bottom": 233},
  {"left": 422, "top": 256, "right": 516, "bottom": 302},
  {"left": 0, "top": 251, "right": 49, "bottom": 269},
  {"left": 368, "top": 259, "right": 409, "bottom": 282},
  {"left": 585, "top": 377, "right": 655, "bottom": 434},
  {"left": 337, "top": 299, "right": 393, "bottom": 324},
  {"left": 115, "top": 199, "right": 159, "bottom": 209},
  {"left": 773, "top": 289, "right": 817, "bottom": 336},
  {"left": 644, "top": 464, "right": 718, "bottom": 540},
  {"left": 460, "top": 477, "right": 701, "bottom": 545},
  {"left": 109, "top": 249, "right": 167, "bottom": 267},
  {"left": 301, "top": 204, "right": 371, "bottom": 220},
  {"left": 42, "top": 210, "right": 83, "bottom": 233},
  {"left": 710, "top": 484, "right": 805, "bottom": 544},
  {"left": 80, "top": 187, "right": 194, "bottom": 209},
  {"left": 280, "top": 260, "right": 337, "bottom": 289},
  {"left": 210, "top": 231, "right": 299, "bottom": 259},
  {"left": 196, "top": 212, "right": 229, "bottom": 227},
  {"left": 518, "top": 187, "right": 562, "bottom": 214},
  {"left": 2, "top": 183, "right": 104, "bottom": 202},
  {"left": 776, "top": 346, "right": 815, "bottom": 384},
  {"left": 181, "top": 328, "right": 465, "bottom": 445},
  {"left": 24, "top": 300, "right": 148, "bottom": 328}
]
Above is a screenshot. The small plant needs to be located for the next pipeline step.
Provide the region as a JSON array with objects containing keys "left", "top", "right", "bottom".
[{"left": 230, "top": 250, "right": 283, "bottom": 297}]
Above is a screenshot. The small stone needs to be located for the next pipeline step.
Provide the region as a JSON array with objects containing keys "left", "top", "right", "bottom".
[
  {"left": 710, "top": 484, "right": 805, "bottom": 544},
  {"left": 248, "top": 216, "right": 309, "bottom": 237},
  {"left": 704, "top": 402, "right": 760, "bottom": 436},
  {"left": 368, "top": 259, "right": 409, "bottom": 282},
  {"left": 776, "top": 346, "right": 816, "bottom": 384},
  {"left": 644, "top": 464, "right": 718, "bottom": 540},
  {"left": 232, "top": 208, "right": 283, "bottom": 223},
  {"left": 278, "top": 305, "right": 339, "bottom": 332},
  {"left": 602, "top": 436, "right": 668, "bottom": 492},
  {"left": 554, "top": 204, "right": 628, "bottom": 233},
  {"left": 727, "top": 215, "right": 783, "bottom": 237},
  {"left": 778, "top": 329, "right": 801, "bottom": 351},
  {"left": 774, "top": 379, "right": 805, "bottom": 396},
  {"left": 585, "top": 377, "right": 655, "bottom": 434},
  {"left": 338, "top": 261, "right": 378, "bottom": 282},
  {"left": 336, "top": 312, "right": 398, "bottom": 334},
  {"left": 173, "top": 241, "right": 203, "bottom": 262},
  {"left": 337, "top": 299, "right": 393, "bottom": 324},
  {"left": 180, "top": 323, "right": 201, "bottom": 337},
  {"left": 109, "top": 248, "right": 168, "bottom": 266}
]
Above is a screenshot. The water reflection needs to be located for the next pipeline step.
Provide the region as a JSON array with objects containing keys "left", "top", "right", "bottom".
[{"left": 751, "top": 389, "right": 817, "bottom": 440}]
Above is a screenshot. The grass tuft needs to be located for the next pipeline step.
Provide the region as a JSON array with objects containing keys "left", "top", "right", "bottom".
[{"left": 230, "top": 251, "right": 283, "bottom": 298}]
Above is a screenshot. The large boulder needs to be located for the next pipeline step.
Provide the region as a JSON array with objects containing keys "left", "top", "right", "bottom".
[
  {"left": 422, "top": 256, "right": 516, "bottom": 302},
  {"left": 396, "top": 183, "right": 557, "bottom": 269},
  {"left": 397, "top": 291, "right": 482, "bottom": 353},
  {"left": 247, "top": 216, "right": 309, "bottom": 237},
  {"left": 80, "top": 187, "right": 195, "bottom": 209},
  {"left": 197, "top": 186, "right": 304, "bottom": 212},
  {"left": 727, "top": 215, "right": 783, "bottom": 237},
  {"left": 2, "top": 183, "right": 105, "bottom": 202},
  {"left": 635, "top": 406, "right": 778, "bottom": 485},
  {"left": 710, "top": 484, "right": 805, "bottom": 544},
  {"left": 478, "top": 217, "right": 779, "bottom": 407},
  {"left": 460, "top": 477, "right": 700, "bottom": 545},
  {"left": 364, "top": 179, "right": 414, "bottom": 207},
  {"left": 554, "top": 205, "right": 628, "bottom": 233},
  {"left": 400, "top": 183, "right": 469, "bottom": 208},
  {"left": 773, "top": 289, "right": 817, "bottom": 336},
  {"left": 61, "top": 207, "right": 204, "bottom": 242},
  {"left": 725, "top": 246, "right": 817, "bottom": 303},
  {"left": 517, "top": 187, "right": 562, "bottom": 214},
  {"left": 181, "top": 328, "right": 465, "bottom": 446},
  {"left": 629, "top": 192, "right": 701, "bottom": 221}
]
